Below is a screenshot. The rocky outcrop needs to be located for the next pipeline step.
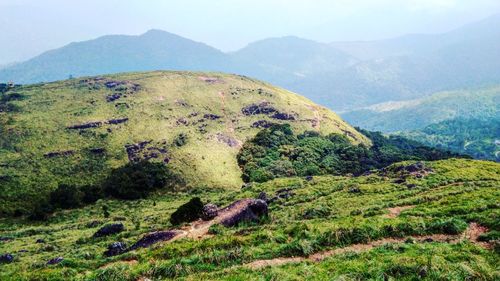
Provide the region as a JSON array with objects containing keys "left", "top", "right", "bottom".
[
  {"left": 218, "top": 199, "right": 268, "bottom": 227},
  {"left": 124, "top": 140, "right": 169, "bottom": 163},
  {"left": 103, "top": 242, "right": 127, "bottom": 257},
  {"left": 129, "top": 231, "right": 180, "bottom": 250},
  {"left": 43, "top": 150, "right": 75, "bottom": 158},
  {"left": 216, "top": 133, "right": 241, "bottom": 148},
  {"left": 0, "top": 253, "right": 14, "bottom": 263},
  {"left": 242, "top": 101, "right": 277, "bottom": 116},
  {"left": 47, "top": 257, "right": 64, "bottom": 265},
  {"left": 251, "top": 120, "right": 276, "bottom": 129},
  {"left": 93, "top": 223, "right": 124, "bottom": 238},
  {"left": 201, "top": 204, "right": 218, "bottom": 221}
]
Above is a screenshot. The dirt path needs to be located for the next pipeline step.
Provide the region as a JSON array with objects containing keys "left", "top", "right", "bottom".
[
  {"left": 383, "top": 205, "right": 415, "bottom": 218},
  {"left": 218, "top": 91, "right": 235, "bottom": 133},
  {"left": 159, "top": 199, "right": 259, "bottom": 242},
  {"left": 245, "top": 223, "right": 490, "bottom": 269}
]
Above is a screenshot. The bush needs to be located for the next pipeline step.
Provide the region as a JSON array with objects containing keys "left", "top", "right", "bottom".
[
  {"left": 81, "top": 185, "right": 104, "bottom": 204},
  {"left": 103, "top": 161, "right": 174, "bottom": 200},
  {"left": 237, "top": 126, "right": 461, "bottom": 183},
  {"left": 174, "top": 133, "right": 188, "bottom": 147},
  {"left": 170, "top": 197, "right": 204, "bottom": 225},
  {"left": 29, "top": 201, "right": 54, "bottom": 221},
  {"left": 49, "top": 184, "right": 84, "bottom": 209}
]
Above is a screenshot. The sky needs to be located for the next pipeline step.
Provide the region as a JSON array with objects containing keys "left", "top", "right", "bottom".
[{"left": 1, "top": 0, "right": 500, "bottom": 65}]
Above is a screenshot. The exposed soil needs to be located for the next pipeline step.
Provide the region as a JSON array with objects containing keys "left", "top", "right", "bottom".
[{"left": 383, "top": 205, "right": 415, "bottom": 218}]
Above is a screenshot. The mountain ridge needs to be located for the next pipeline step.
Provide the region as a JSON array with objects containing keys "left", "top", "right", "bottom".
[{"left": 1, "top": 14, "right": 499, "bottom": 110}]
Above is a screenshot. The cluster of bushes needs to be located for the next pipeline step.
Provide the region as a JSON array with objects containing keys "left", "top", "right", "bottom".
[
  {"left": 30, "top": 161, "right": 176, "bottom": 220},
  {"left": 237, "top": 124, "right": 462, "bottom": 182}
]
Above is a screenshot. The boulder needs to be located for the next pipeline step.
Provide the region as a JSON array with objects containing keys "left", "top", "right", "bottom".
[
  {"left": 103, "top": 242, "right": 127, "bottom": 257},
  {"left": 93, "top": 223, "right": 125, "bottom": 238},
  {"left": 257, "top": 192, "right": 268, "bottom": 202},
  {"left": 129, "top": 231, "right": 180, "bottom": 250},
  {"left": 0, "top": 253, "right": 14, "bottom": 263},
  {"left": 47, "top": 257, "right": 64, "bottom": 265},
  {"left": 201, "top": 204, "right": 218, "bottom": 221},
  {"left": 219, "top": 199, "right": 268, "bottom": 227}
]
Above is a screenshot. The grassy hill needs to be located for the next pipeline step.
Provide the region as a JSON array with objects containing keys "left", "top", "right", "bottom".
[
  {"left": 0, "top": 71, "right": 368, "bottom": 215},
  {"left": 342, "top": 87, "right": 500, "bottom": 132},
  {"left": 0, "top": 159, "right": 498, "bottom": 280}
]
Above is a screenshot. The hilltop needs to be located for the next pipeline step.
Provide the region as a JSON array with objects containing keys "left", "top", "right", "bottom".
[{"left": 0, "top": 71, "right": 367, "bottom": 215}]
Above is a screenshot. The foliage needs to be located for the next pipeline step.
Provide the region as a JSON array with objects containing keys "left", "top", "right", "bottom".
[
  {"left": 49, "top": 184, "right": 84, "bottom": 210},
  {"left": 400, "top": 118, "right": 499, "bottom": 161},
  {"left": 103, "top": 161, "right": 174, "bottom": 200},
  {"left": 170, "top": 197, "right": 204, "bottom": 225},
  {"left": 238, "top": 124, "right": 462, "bottom": 182}
]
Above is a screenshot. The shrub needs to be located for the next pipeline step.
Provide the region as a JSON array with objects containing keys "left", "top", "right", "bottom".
[
  {"left": 174, "top": 133, "right": 188, "bottom": 147},
  {"left": 170, "top": 197, "right": 204, "bottom": 225},
  {"left": 49, "top": 184, "right": 84, "bottom": 209},
  {"left": 103, "top": 161, "right": 173, "bottom": 200},
  {"left": 29, "top": 201, "right": 54, "bottom": 221},
  {"left": 81, "top": 185, "right": 104, "bottom": 204}
]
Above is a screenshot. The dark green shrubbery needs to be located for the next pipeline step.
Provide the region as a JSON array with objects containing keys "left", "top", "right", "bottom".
[
  {"left": 237, "top": 124, "right": 462, "bottom": 183},
  {"left": 29, "top": 161, "right": 177, "bottom": 220},
  {"left": 49, "top": 184, "right": 84, "bottom": 209},
  {"left": 174, "top": 133, "right": 188, "bottom": 147},
  {"left": 170, "top": 197, "right": 204, "bottom": 225},
  {"left": 104, "top": 161, "right": 174, "bottom": 200}
]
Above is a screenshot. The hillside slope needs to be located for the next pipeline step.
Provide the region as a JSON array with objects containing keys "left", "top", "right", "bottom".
[
  {"left": 342, "top": 87, "right": 500, "bottom": 132},
  {"left": 0, "top": 159, "right": 498, "bottom": 280},
  {"left": 400, "top": 118, "right": 500, "bottom": 162},
  {"left": 0, "top": 71, "right": 367, "bottom": 214}
]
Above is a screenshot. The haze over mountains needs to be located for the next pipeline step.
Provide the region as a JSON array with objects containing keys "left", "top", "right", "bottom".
[{"left": 1, "top": 14, "right": 499, "bottom": 111}]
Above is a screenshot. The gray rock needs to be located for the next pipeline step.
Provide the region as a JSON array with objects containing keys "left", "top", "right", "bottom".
[
  {"left": 0, "top": 254, "right": 14, "bottom": 263},
  {"left": 201, "top": 204, "right": 218, "bottom": 221},
  {"left": 47, "top": 257, "right": 63, "bottom": 265},
  {"left": 103, "top": 242, "right": 127, "bottom": 257},
  {"left": 93, "top": 223, "right": 124, "bottom": 238}
]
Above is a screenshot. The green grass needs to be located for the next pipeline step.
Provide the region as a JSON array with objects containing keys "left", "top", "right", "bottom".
[
  {"left": 0, "top": 158, "right": 498, "bottom": 280},
  {"left": 0, "top": 71, "right": 368, "bottom": 215}
]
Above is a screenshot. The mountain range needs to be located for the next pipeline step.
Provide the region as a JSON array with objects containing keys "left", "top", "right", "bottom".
[{"left": 1, "top": 14, "right": 499, "bottom": 111}]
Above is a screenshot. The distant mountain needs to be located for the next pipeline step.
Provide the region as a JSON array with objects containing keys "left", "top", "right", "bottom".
[
  {"left": 342, "top": 87, "right": 500, "bottom": 132},
  {"left": 0, "top": 30, "right": 231, "bottom": 84},
  {"left": 399, "top": 118, "right": 499, "bottom": 162},
  {"left": 1, "top": 14, "right": 500, "bottom": 110}
]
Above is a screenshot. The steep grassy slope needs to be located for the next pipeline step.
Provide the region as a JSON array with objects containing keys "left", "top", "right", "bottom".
[
  {"left": 0, "top": 159, "right": 498, "bottom": 280},
  {"left": 0, "top": 71, "right": 367, "bottom": 215},
  {"left": 342, "top": 86, "right": 500, "bottom": 132}
]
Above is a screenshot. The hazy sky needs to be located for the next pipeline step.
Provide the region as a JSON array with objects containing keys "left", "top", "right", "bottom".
[{"left": 1, "top": 0, "right": 500, "bottom": 64}]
